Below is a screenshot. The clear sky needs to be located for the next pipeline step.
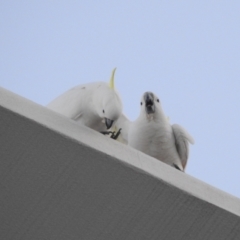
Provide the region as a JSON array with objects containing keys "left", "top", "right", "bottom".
[{"left": 1, "top": 1, "right": 240, "bottom": 198}]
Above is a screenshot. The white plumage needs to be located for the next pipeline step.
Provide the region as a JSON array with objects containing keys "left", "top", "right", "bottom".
[
  {"left": 47, "top": 69, "right": 123, "bottom": 133},
  {"left": 112, "top": 113, "right": 130, "bottom": 144},
  {"left": 115, "top": 91, "right": 194, "bottom": 171}
]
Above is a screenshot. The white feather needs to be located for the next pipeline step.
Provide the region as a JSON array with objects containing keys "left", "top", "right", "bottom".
[
  {"left": 128, "top": 92, "right": 194, "bottom": 171},
  {"left": 112, "top": 113, "right": 130, "bottom": 144},
  {"left": 47, "top": 81, "right": 122, "bottom": 132}
]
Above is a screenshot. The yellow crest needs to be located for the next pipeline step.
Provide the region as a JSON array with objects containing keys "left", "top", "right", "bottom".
[{"left": 109, "top": 68, "right": 116, "bottom": 89}]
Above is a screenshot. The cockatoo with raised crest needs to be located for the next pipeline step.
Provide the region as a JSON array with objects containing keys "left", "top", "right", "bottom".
[{"left": 47, "top": 68, "right": 122, "bottom": 137}]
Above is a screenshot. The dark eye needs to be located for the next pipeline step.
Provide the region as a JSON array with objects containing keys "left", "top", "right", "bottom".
[
  {"left": 157, "top": 99, "right": 159, "bottom": 102},
  {"left": 140, "top": 102, "right": 142, "bottom": 105},
  {"left": 103, "top": 110, "right": 105, "bottom": 113}
]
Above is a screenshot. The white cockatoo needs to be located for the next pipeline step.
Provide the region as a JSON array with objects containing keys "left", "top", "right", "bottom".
[
  {"left": 114, "top": 91, "right": 194, "bottom": 171},
  {"left": 47, "top": 69, "right": 123, "bottom": 135}
]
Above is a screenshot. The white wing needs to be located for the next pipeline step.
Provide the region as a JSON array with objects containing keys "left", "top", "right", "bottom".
[
  {"left": 172, "top": 124, "right": 194, "bottom": 169},
  {"left": 47, "top": 82, "right": 104, "bottom": 119}
]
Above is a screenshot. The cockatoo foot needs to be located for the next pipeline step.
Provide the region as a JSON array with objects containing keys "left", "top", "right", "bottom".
[
  {"left": 101, "top": 128, "right": 122, "bottom": 140},
  {"left": 110, "top": 128, "right": 122, "bottom": 140},
  {"left": 101, "top": 131, "right": 113, "bottom": 135}
]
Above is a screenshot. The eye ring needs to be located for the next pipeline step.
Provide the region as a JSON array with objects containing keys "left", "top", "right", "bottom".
[
  {"left": 140, "top": 102, "right": 142, "bottom": 105},
  {"left": 103, "top": 110, "right": 105, "bottom": 113}
]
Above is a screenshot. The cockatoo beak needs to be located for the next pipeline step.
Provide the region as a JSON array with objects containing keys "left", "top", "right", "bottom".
[
  {"left": 105, "top": 118, "right": 114, "bottom": 129},
  {"left": 144, "top": 92, "right": 155, "bottom": 114}
]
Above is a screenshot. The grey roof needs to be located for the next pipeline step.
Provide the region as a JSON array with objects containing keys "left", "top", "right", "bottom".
[{"left": 0, "top": 87, "right": 240, "bottom": 240}]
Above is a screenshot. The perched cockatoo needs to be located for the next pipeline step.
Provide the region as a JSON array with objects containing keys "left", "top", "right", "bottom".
[
  {"left": 115, "top": 91, "right": 194, "bottom": 171},
  {"left": 47, "top": 69, "right": 122, "bottom": 135}
]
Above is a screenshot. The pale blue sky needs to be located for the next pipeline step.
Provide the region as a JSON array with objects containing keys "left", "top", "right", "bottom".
[{"left": 1, "top": 1, "right": 240, "bottom": 198}]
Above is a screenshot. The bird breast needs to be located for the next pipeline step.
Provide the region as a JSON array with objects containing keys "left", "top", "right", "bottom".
[{"left": 129, "top": 119, "right": 179, "bottom": 164}]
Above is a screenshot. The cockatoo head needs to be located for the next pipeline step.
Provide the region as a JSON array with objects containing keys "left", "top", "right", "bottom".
[
  {"left": 94, "top": 68, "right": 123, "bottom": 129},
  {"left": 99, "top": 91, "right": 122, "bottom": 129},
  {"left": 140, "top": 91, "right": 161, "bottom": 116}
]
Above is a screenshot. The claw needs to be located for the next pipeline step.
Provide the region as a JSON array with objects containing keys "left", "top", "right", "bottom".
[
  {"left": 172, "top": 164, "right": 183, "bottom": 172},
  {"left": 110, "top": 128, "right": 122, "bottom": 140},
  {"left": 101, "top": 128, "right": 122, "bottom": 140},
  {"left": 101, "top": 131, "right": 113, "bottom": 135}
]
